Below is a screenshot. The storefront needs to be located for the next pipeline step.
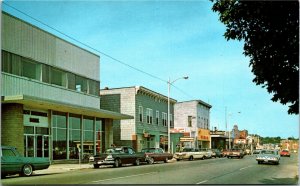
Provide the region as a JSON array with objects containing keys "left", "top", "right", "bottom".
[
  {"left": 2, "top": 95, "right": 132, "bottom": 162},
  {"left": 198, "top": 129, "right": 211, "bottom": 148}
]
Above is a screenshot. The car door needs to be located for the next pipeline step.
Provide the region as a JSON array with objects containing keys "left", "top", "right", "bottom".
[{"left": 1, "top": 147, "right": 23, "bottom": 174}]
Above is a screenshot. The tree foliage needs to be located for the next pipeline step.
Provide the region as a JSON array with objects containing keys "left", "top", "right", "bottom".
[{"left": 211, "top": 0, "right": 299, "bottom": 114}]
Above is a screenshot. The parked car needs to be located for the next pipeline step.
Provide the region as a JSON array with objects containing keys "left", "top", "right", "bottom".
[
  {"left": 1, "top": 146, "right": 50, "bottom": 177},
  {"left": 141, "top": 148, "right": 173, "bottom": 164},
  {"left": 93, "top": 146, "right": 148, "bottom": 168},
  {"left": 256, "top": 149, "right": 280, "bottom": 165},
  {"left": 280, "top": 150, "right": 291, "bottom": 157},
  {"left": 211, "top": 149, "right": 222, "bottom": 158},
  {"left": 227, "top": 148, "right": 244, "bottom": 159},
  {"left": 253, "top": 149, "right": 261, "bottom": 154},
  {"left": 221, "top": 149, "right": 230, "bottom": 157},
  {"left": 245, "top": 149, "right": 251, "bottom": 155},
  {"left": 173, "top": 148, "right": 205, "bottom": 161},
  {"left": 199, "top": 148, "right": 213, "bottom": 159}
]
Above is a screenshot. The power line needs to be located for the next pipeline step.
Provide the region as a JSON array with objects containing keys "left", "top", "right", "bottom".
[{"left": 2, "top": 1, "right": 167, "bottom": 83}]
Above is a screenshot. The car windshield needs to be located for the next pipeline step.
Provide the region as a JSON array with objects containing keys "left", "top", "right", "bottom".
[
  {"left": 260, "top": 150, "right": 275, "bottom": 155},
  {"left": 105, "top": 148, "right": 123, "bottom": 153}
]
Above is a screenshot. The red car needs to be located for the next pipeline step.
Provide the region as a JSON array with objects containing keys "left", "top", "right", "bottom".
[{"left": 280, "top": 150, "right": 290, "bottom": 157}]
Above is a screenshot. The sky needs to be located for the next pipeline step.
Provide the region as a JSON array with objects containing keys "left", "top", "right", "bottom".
[{"left": 2, "top": 0, "right": 299, "bottom": 139}]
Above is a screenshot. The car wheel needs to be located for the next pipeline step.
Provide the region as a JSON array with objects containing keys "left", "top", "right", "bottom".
[
  {"left": 164, "top": 157, "right": 169, "bottom": 163},
  {"left": 258, "top": 161, "right": 261, "bottom": 164},
  {"left": 189, "top": 156, "right": 194, "bottom": 161},
  {"left": 147, "top": 157, "right": 154, "bottom": 164},
  {"left": 113, "top": 159, "right": 121, "bottom": 168},
  {"left": 134, "top": 158, "right": 140, "bottom": 166},
  {"left": 21, "top": 164, "right": 33, "bottom": 176},
  {"left": 93, "top": 164, "right": 100, "bottom": 168}
]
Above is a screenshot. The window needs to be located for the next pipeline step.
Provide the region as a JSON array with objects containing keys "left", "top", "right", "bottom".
[
  {"left": 88, "top": 79, "right": 100, "bottom": 96},
  {"left": 146, "top": 108, "right": 153, "bottom": 124},
  {"left": 156, "top": 111, "right": 159, "bottom": 125},
  {"left": 138, "top": 106, "right": 143, "bottom": 122},
  {"left": 51, "top": 68, "right": 66, "bottom": 87},
  {"left": 169, "top": 114, "right": 173, "bottom": 128},
  {"left": 75, "top": 75, "right": 87, "bottom": 93},
  {"left": 2, "top": 149, "right": 16, "bottom": 157},
  {"left": 22, "top": 58, "right": 41, "bottom": 80},
  {"left": 162, "top": 112, "right": 167, "bottom": 127},
  {"left": 188, "top": 116, "right": 192, "bottom": 127}
]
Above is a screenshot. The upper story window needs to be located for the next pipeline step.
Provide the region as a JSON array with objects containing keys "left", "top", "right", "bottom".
[
  {"left": 2, "top": 50, "right": 100, "bottom": 96},
  {"left": 169, "top": 114, "right": 173, "bottom": 128},
  {"left": 146, "top": 108, "right": 153, "bottom": 124},
  {"left": 138, "top": 106, "right": 143, "bottom": 123},
  {"left": 188, "top": 116, "right": 192, "bottom": 127},
  {"left": 156, "top": 111, "right": 159, "bottom": 125},
  {"left": 162, "top": 112, "right": 167, "bottom": 127}
]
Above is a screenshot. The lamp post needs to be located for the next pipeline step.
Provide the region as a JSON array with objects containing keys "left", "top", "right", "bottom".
[
  {"left": 225, "top": 108, "right": 241, "bottom": 149},
  {"left": 167, "top": 76, "right": 188, "bottom": 153}
]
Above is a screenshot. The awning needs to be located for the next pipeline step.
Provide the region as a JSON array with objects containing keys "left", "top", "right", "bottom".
[{"left": 2, "top": 95, "right": 133, "bottom": 120}]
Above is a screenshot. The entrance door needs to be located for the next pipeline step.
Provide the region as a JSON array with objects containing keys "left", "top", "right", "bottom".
[
  {"left": 24, "top": 135, "right": 35, "bottom": 157},
  {"left": 25, "top": 135, "right": 49, "bottom": 158}
]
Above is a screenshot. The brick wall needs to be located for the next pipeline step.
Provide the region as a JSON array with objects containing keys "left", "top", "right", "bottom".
[{"left": 1, "top": 103, "right": 24, "bottom": 155}]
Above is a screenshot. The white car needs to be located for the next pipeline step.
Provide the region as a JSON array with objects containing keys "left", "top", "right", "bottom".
[
  {"left": 174, "top": 148, "right": 205, "bottom": 161},
  {"left": 256, "top": 150, "right": 280, "bottom": 165}
]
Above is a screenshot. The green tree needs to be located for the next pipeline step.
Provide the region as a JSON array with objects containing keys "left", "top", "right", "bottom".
[{"left": 211, "top": 0, "right": 299, "bottom": 114}]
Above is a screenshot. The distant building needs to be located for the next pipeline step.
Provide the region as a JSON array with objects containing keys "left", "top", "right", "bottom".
[
  {"left": 100, "top": 86, "right": 176, "bottom": 152},
  {"left": 174, "top": 100, "right": 212, "bottom": 149},
  {"left": 280, "top": 139, "right": 299, "bottom": 152}
]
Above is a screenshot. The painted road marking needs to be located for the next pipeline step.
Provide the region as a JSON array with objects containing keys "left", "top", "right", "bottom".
[
  {"left": 240, "top": 165, "right": 253, "bottom": 170},
  {"left": 196, "top": 180, "right": 208, "bottom": 184},
  {"left": 92, "top": 172, "right": 157, "bottom": 183}
]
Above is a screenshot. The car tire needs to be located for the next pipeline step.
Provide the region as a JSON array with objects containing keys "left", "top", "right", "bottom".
[
  {"left": 113, "top": 159, "right": 121, "bottom": 168},
  {"left": 93, "top": 164, "right": 100, "bottom": 168},
  {"left": 134, "top": 158, "right": 140, "bottom": 166},
  {"left": 147, "top": 157, "right": 154, "bottom": 164},
  {"left": 164, "top": 157, "right": 169, "bottom": 163},
  {"left": 189, "top": 156, "right": 194, "bottom": 161},
  {"left": 21, "top": 164, "right": 33, "bottom": 176}
]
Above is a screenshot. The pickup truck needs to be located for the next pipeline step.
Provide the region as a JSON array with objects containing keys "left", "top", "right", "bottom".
[
  {"left": 173, "top": 148, "right": 205, "bottom": 161},
  {"left": 93, "top": 146, "right": 149, "bottom": 168}
]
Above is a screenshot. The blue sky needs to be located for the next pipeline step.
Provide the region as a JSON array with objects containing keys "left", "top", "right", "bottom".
[{"left": 3, "top": 1, "right": 298, "bottom": 138}]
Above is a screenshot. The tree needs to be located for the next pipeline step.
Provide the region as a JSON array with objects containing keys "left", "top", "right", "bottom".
[{"left": 211, "top": 0, "right": 299, "bottom": 114}]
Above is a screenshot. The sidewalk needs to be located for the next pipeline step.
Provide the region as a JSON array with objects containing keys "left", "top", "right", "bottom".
[{"left": 34, "top": 163, "right": 94, "bottom": 175}]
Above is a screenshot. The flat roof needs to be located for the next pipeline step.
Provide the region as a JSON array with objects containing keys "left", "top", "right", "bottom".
[{"left": 2, "top": 95, "right": 133, "bottom": 120}]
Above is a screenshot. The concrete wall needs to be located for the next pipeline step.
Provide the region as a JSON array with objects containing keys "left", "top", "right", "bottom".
[{"left": 2, "top": 12, "right": 99, "bottom": 81}]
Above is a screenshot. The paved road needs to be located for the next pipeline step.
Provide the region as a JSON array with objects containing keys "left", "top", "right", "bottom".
[{"left": 1, "top": 154, "right": 298, "bottom": 185}]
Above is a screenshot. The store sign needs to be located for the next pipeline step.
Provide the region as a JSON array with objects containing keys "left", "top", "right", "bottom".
[
  {"left": 198, "top": 129, "right": 210, "bottom": 141},
  {"left": 170, "top": 128, "right": 185, "bottom": 133},
  {"left": 180, "top": 137, "right": 194, "bottom": 142}
]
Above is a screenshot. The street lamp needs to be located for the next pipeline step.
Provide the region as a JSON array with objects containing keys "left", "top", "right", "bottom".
[
  {"left": 167, "top": 76, "right": 188, "bottom": 153},
  {"left": 225, "top": 108, "right": 241, "bottom": 149}
]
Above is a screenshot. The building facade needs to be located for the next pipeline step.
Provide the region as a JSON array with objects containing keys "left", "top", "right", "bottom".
[
  {"left": 1, "top": 12, "right": 132, "bottom": 162},
  {"left": 100, "top": 86, "right": 176, "bottom": 152},
  {"left": 174, "top": 100, "right": 212, "bottom": 149}
]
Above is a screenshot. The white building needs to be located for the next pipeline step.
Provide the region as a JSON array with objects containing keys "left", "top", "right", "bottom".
[{"left": 174, "top": 100, "right": 212, "bottom": 148}]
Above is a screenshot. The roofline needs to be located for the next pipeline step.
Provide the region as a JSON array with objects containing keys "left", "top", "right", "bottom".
[
  {"left": 101, "top": 86, "right": 177, "bottom": 103},
  {"left": 2, "top": 11, "right": 100, "bottom": 58},
  {"left": 176, "top": 100, "right": 212, "bottom": 108}
]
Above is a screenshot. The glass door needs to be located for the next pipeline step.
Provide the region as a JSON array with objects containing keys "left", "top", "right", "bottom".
[
  {"left": 24, "top": 135, "right": 35, "bottom": 157},
  {"left": 37, "top": 135, "right": 49, "bottom": 158}
]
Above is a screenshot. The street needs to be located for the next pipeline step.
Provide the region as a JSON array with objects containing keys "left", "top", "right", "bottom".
[{"left": 1, "top": 154, "right": 298, "bottom": 185}]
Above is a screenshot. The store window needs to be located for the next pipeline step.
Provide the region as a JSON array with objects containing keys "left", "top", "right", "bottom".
[
  {"left": 52, "top": 112, "right": 67, "bottom": 160},
  {"left": 83, "top": 117, "right": 94, "bottom": 158},
  {"left": 69, "top": 114, "right": 81, "bottom": 159},
  {"left": 95, "top": 119, "right": 102, "bottom": 153}
]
